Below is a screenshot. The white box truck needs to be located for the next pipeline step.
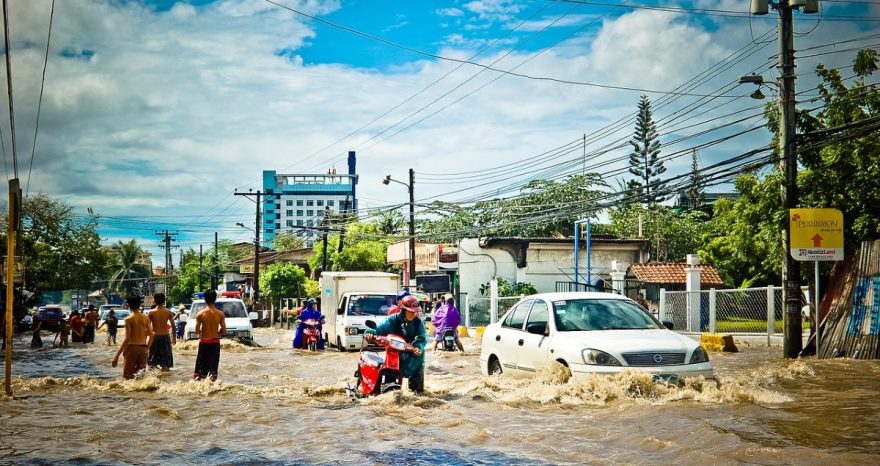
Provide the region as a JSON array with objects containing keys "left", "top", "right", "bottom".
[{"left": 320, "top": 271, "right": 400, "bottom": 351}]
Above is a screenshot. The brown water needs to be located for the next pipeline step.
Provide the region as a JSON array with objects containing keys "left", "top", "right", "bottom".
[{"left": 2, "top": 328, "right": 879, "bottom": 465}]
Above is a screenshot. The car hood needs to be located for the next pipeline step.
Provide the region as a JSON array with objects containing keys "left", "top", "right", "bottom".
[
  {"left": 556, "top": 329, "right": 699, "bottom": 353},
  {"left": 225, "top": 317, "right": 251, "bottom": 330}
]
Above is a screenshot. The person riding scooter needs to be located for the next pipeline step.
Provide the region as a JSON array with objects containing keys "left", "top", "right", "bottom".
[
  {"left": 432, "top": 295, "right": 465, "bottom": 352},
  {"left": 293, "top": 298, "right": 325, "bottom": 350},
  {"left": 364, "top": 295, "right": 426, "bottom": 393}
]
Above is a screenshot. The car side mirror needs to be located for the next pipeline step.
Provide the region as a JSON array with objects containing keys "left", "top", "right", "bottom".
[
  {"left": 662, "top": 320, "right": 674, "bottom": 330},
  {"left": 365, "top": 320, "right": 377, "bottom": 329},
  {"left": 337, "top": 307, "right": 345, "bottom": 315},
  {"left": 526, "top": 322, "right": 547, "bottom": 335},
  {"left": 248, "top": 312, "right": 258, "bottom": 320}
]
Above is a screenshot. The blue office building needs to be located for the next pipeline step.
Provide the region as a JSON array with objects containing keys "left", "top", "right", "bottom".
[{"left": 262, "top": 151, "right": 358, "bottom": 246}]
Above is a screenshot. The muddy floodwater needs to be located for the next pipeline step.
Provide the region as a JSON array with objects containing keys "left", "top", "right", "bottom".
[{"left": 2, "top": 328, "right": 879, "bottom": 465}]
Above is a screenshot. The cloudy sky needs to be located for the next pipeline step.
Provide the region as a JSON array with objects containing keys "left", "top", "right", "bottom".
[{"left": 1, "top": 0, "right": 877, "bottom": 267}]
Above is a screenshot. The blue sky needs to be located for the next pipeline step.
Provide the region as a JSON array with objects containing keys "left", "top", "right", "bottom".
[{"left": 1, "top": 0, "right": 878, "bottom": 270}]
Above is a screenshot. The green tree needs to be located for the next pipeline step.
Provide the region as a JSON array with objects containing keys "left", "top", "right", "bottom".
[
  {"left": 259, "top": 262, "right": 307, "bottom": 301},
  {"left": 1, "top": 193, "right": 108, "bottom": 299},
  {"left": 627, "top": 95, "right": 666, "bottom": 203},
  {"left": 606, "top": 204, "right": 709, "bottom": 263},
  {"left": 168, "top": 248, "right": 203, "bottom": 304},
  {"left": 685, "top": 149, "right": 704, "bottom": 209},
  {"left": 272, "top": 231, "right": 306, "bottom": 252},
  {"left": 106, "top": 239, "right": 151, "bottom": 294}
]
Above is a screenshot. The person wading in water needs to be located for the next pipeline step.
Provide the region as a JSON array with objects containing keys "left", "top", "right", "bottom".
[
  {"left": 112, "top": 294, "right": 153, "bottom": 379},
  {"left": 147, "top": 293, "right": 176, "bottom": 371},
  {"left": 192, "top": 289, "right": 226, "bottom": 382}
]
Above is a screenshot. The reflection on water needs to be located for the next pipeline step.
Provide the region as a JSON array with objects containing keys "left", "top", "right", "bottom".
[{"left": 2, "top": 328, "right": 879, "bottom": 464}]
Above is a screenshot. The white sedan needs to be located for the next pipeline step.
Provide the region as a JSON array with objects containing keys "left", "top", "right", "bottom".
[{"left": 480, "top": 292, "right": 713, "bottom": 382}]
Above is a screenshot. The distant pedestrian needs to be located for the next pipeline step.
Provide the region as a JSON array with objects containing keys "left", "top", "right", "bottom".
[
  {"left": 98, "top": 310, "right": 119, "bottom": 345},
  {"left": 30, "top": 314, "right": 43, "bottom": 348},
  {"left": 192, "top": 289, "right": 226, "bottom": 382},
  {"left": 54, "top": 319, "right": 70, "bottom": 347},
  {"left": 82, "top": 305, "right": 99, "bottom": 344},
  {"left": 112, "top": 294, "right": 154, "bottom": 380},
  {"left": 635, "top": 293, "right": 650, "bottom": 310},
  {"left": 69, "top": 310, "right": 84, "bottom": 343},
  {"left": 147, "top": 293, "right": 176, "bottom": 371}
]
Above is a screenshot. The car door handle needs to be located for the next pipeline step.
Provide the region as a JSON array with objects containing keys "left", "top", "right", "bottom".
[
  {"left": 518, "top": 339, "right": 524, "bottom": 346},
  {"left": 495, "top": 335, "right": 501, "bottom": 341}
]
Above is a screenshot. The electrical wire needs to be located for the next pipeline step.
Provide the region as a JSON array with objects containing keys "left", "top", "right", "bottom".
[
  {"left": 2, "top": 0, "right": 18, "bottom": 177},
  {"left": 25, "top": 0, "right": 55, "bottom": 197}
]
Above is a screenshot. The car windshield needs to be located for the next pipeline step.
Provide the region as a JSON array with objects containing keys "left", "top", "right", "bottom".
[
  {"left": 103, "top": 310, "right": 130, "bottom": 320},
  {"left": 348, "top": 294, "right": 396, "bottom": 316},
  {"left": 553, "top": 299, "right": 661, "bottom": 331},
  {"left": 190, "top": 301, "right": 248, "bottom": 318},
  {"left": 40, "top": 309, "right": 61, "bottom": 318}
]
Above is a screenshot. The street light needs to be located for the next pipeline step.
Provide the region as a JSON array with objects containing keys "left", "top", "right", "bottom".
[
  {"left": 235, "top": 222, "right": 254, "bottom": 232},
  {"left": 383, "top": 170, "right": 415, "bottom": 287}
]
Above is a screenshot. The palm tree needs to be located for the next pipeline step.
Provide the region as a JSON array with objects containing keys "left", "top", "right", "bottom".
[{"left": 108, "top": 240, "right": 149, "bottom": 295}]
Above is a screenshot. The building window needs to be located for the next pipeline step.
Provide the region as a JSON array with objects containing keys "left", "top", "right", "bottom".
[
  {"left": 307, "top": 210, "right": 314, "bottom": 216},
  {"left": 266, "top": 209, "right": 274, "bottom": 214},
  {"left": 307, "top": 200, "right": 314, "bottom": 206},
  {"left": 328, "top": 200, "right": 335, "bottom": 206},
  {"left": 317, "top": 200, "right": 324, "bottom": 207},
  {"left": 296, "top": 200, "right": 303, "bottom": 206},
  {"left": 307, "top": 220, "right": 313, "bottom": 227},
  {"left": 297, "top": 220, "right": 303, "bottom": 226},
  {"left": 286, "top": 220, "right": 293, "bottom": 227},
  {"left": 275, "top": 223, "right": 280, "bottom": 229},
  {"left": 286, "top": 210, "right": 293, "bottom": 216},
  {"left": 267, "top": 229, "right": 274, "bottom": 234},
  {"left": 317, "top": 210, "right": 324, "bottom": 217},
  {"left": 296, "top": 210, "right": 303, "bottom": 216},
  {"left": 286, "top": 200, "right": 293, "bottom": 206}
]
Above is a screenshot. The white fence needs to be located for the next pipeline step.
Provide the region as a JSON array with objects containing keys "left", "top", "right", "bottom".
[{"left": 660, "top": 286, "right": 806, "bottom": 344}]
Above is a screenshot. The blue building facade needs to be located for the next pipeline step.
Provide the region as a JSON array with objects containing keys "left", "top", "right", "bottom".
[{"left": 262, "top": 151, "right": 357, "bottom": 246}]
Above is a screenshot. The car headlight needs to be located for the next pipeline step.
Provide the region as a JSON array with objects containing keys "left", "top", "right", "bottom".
[
  {"left": 689, "top": 346, "right": 709, "bottom": 364},
  {"left": 582, "top": 348, "right": 622, "bottom": 366}
]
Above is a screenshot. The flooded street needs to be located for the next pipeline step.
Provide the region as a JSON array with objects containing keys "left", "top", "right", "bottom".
[{"left": 2, "top": 328, "right": 879, "bottom": 465}]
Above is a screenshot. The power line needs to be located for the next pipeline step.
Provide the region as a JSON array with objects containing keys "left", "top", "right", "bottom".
[
  {"left": 264, "top": 0, "right": 745, "bottom": 97},
  {"left": 26, "top": 0, "right": 56, "bottom": 196},
  {"left": 2, "top": 0, "right": 18, "bottom": 178}
]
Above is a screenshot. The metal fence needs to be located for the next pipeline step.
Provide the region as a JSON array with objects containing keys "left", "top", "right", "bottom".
[
  {"left": 466, "top": 296, "right": 522, "bottom": 327},
  {"left": 660, "top": 286, "right": 805, "bottom": 343}
]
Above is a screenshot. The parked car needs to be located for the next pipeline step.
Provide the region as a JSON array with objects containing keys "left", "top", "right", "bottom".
[
  {"left": 18, "top": 313, "right": 33, "bottom": 332},
  {"left": 100, "top": 308, "right": 131, "bottom": 329},
  {"left": 37, "top": 306, "right": 64, "bottom": 332},
  {"left": 479, "top": 292, "right": 714, "bottom": 382},
  {"left": 184, "top": 298, "right": 255, "bottom": 341},
  {"left": 99, "top": 304, "right": 121, "bottom": 315}
]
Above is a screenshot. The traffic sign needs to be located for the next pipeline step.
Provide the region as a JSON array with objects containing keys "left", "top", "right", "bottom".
[{"left": 789, "top": 208, "right": 844, "bottom": 261}]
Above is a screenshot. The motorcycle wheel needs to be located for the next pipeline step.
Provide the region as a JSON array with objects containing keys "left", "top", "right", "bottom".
[
  {"left": 380, "top": 383, "right": 401, "bottom": 394},
  {"left": 308, "top": 341, "right": 317, "bottom": 352}
]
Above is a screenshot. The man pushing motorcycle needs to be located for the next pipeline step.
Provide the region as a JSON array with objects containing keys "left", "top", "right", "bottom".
[
  {"left": 364, "top": 295, "right": 426, "bottom": 393},
  {"left": 293, "top": 298, "right": 325, "bottom": 350}
]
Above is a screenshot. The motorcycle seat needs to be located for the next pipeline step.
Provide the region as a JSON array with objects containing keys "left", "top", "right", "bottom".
[{"left": 361, "top": 352, "right": 384, "bottom": 367}]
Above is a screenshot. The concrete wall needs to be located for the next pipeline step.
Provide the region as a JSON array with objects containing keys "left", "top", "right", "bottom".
[{"left": 458, "top": 238, "right": 645, "bottom": 300}]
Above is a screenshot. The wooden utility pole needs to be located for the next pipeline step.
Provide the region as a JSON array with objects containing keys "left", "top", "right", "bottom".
[
  {"left": 4, "top": 179, "right": 20, "bottom": 396},
  {"left": 234, "top": 190, "right": 263, "bottom": 310}
]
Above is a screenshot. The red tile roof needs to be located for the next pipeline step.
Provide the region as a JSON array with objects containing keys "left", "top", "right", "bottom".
[{"left": 627, "top": 262, "right": 724, "bottom": 286}]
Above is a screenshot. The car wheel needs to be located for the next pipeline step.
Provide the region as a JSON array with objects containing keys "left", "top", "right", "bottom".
[
  {"left": 337, "top": 336, "right": 346, "bottom": 352},
  {"left": 488, "top": 356, "right": 502, "bottom": 375}
]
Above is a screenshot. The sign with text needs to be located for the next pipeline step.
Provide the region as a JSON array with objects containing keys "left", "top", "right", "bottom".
[{"left": 790, "top": 208, "right": 844, "bottom": 261}]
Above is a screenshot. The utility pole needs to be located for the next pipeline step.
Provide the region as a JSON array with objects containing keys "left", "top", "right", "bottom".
[
  {"left": 408, "top": 168, "right": 416, "bottom": 287},
  {"left": 779, "top": 1, "right": 802, "bottom": 358},
  {"left": 212, "top": 232, "right": 218, "bottom": 290},
  {"left": 4, "top": 179, "right": 20, "bottom": 396},
  {"left": 198, "top": 245, "right": 203, "bottom": 291},
  {"left": 749, "top": 0, "right": 818, "bottom": 357},
  {"left": 235, "top": 190, "right": 264, "bottom": 310},
  {"left": 155, "top": 230, "right": 179, "bottom": 293},
  {"left": 321, "top": 206, "right": 330, "bottom": 272}
]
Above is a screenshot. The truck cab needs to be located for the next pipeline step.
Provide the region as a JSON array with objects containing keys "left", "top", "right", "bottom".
[{"left": 320, "top": 272, "right": 400, "bottom": 351}]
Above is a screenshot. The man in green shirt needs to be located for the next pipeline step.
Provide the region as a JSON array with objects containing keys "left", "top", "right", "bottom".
[{"left": 364, "top": 295, "right": 426, "bottom": 393}]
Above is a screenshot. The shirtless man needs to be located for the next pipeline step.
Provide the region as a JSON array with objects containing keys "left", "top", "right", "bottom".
[
  {"left": 112, "top": 294, "right": 153, "bottom": 379},
  {"left": 146, "top": 293, "right": 176, "bottom": 371},
  {"left": 193, "top": 289, "right": 226, "bottom": 381}
]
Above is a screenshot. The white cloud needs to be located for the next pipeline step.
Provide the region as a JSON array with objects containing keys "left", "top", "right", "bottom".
[
  {"left": 436, "top": 8, "right": 465, "bottom": 18},
  {"left": 463, "top": 0, "right": 525, "bottom": 21}
]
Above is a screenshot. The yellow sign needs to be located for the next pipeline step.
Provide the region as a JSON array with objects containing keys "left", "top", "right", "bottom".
[
  {"left": 789, "top": 208, "right": 844, "bottom": 261},
  {"left": 239, "top": 264, "right": 267, "bottom": 274}
]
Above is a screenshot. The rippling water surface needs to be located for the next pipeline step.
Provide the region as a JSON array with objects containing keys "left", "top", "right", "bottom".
[{"left": 2, "top": 328, "right": 878, "bottom": 465}]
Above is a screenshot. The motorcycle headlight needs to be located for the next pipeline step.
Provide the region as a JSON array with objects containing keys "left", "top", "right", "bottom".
[
  {"left": 390, "top": 339, "right": 407, "bottom": 350},
  {"left": 689, "top": 346, "right": 709, "bottom": 364},
  {"left": 582, "top": 348, "right": 622, "bottom": 366}
]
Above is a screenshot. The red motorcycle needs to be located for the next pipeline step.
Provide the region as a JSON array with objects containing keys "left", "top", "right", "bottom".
[
  {"left": 346, "top": 321, "right": 416, "bottom": 397},
  {"left": 297, "top": 318, "right": 322, "bottom": 352}
]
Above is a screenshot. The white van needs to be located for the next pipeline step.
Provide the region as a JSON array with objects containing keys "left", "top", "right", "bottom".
[
  {"left": 184, "top": 298, "right": 255, "bottom": 341},
  {"left": 320, "top": 272, "right": 399, "bottom": 351}
]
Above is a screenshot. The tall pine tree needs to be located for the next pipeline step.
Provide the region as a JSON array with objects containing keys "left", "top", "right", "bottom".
[
  {"left": 685, "top": 149, "right": 704, "bottom": 209},
  {"left": 627, "top": 95, "right": 666, "bottom": 203}
]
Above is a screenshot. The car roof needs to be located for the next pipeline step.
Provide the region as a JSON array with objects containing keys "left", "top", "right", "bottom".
[
  {"left": 519, "top": 292, "right": 631, "bottom": 302},
  {"left": 191, "top": 298, "right": 245, "bottom": 303}
]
